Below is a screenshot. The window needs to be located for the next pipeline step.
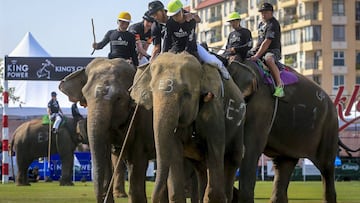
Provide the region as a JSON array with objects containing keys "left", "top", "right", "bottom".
[
  {"left": 283, "top": 30, "right": 297, "bottom": 46},
  {"left": 303, "top": 26, "right": 321, "bottom": 42},
  {"left": 333, "top": 75, "right": 345, "bottom": 90},
  {"left": 313, "top": 75, "right": 321, "bottom": 85},
  {"left": 333, "top": 51, "right": 345, "bottom": 66},
  {"left": 333, "top": 25, "right": 345, "bottom": 41},
  {"left": 357, "top": 51, "right": 360, "bottom": 70},
  {"left": 332, "top": 0, "right": 345, "bottom": 16},
  {"left": 357, "top": 23, "right": 360, "bottom": 40},
  {"left": 356, "top": 1, "right": 360, "bottom": 21},
  {"left": 356, "top": 75, "right": 360, "bottom": 84}
]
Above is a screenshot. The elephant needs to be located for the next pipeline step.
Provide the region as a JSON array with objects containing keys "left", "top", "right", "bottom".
[
  {"left": 227, "top": 60, "right": 338, "bottom": 203},
  {"left": 59, "top": 58, "right": 155, "bottom": 203},
  {"left": 10, "top": 116, "right": 87, "bottom": 186},
  {"left": 131, "top": 52, "right": 246, "bottom": 203}
]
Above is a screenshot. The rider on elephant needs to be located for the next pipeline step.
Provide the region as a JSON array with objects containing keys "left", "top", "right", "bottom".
[
  {"left": 92, "top": 11, "right": 139, "bottom": 66},
  {"left": 249, "top": 2, "right": 284, "bottom": 97},
  {"left": 223, "top": 11, "right": 253, "bottom": 63},
  {"left": 162, "top": 0, "right": 230, "bottom": 79},
  {"left": 128, "top": 11, "right": 155, "bottom": 65},
  {"left": 47, "top": 91, "right": 63, "bottom": 134}
]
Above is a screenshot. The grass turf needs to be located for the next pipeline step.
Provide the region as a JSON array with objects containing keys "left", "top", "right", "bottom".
[{"left": 0, "top": 181, "right": 358, "bottom": 202}]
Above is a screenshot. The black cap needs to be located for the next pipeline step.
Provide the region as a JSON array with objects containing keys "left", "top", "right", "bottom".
[
  {"left": 148, "top": 0, "right": 165, "bottom": 16},
  {"left": 51, "top": 91, "right": 57, "bottom": 96},
  {"left": 258, "top": 3, "right": 274, "bottom": 12},
  {"left": 143, "top": 11, "right": 155, "bottom": 22}
]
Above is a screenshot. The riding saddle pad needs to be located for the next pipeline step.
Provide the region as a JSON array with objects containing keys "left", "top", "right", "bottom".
[
  {"left": 42, "top": 115, "right": 66, "bottom": 126},
  {"left": 254, "top": 60, "right": 298, "bottom": 86}
]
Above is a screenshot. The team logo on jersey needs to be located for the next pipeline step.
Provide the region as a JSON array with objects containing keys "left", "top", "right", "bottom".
[
  {"left": 111, "top": 36, "right": 129, "bottom": 46},
  {"left": 174, "top": 28, "right": 188, "bottom": 38}
]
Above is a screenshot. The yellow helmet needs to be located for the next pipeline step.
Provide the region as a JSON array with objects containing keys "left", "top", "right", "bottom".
[
  {"left": 167, "top": 0, "right": 183, "bottom": 16},
  {"left": 226, "top": 12, "right": 241, "bottom": 22},
  {"left": 118, "top": 11, "right": 132, "bottom": 22}
]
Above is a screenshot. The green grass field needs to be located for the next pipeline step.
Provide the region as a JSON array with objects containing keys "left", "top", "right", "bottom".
[{"left": 0, "top": 181, "right": 359, "bottom": 203}]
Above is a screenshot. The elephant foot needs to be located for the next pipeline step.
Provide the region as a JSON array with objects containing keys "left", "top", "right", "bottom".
[
  {"left": 16, "top": 182, "right": 31, "bottom": 186},
  {"left": 44, "top": 176, "right": 53, "bottom": 182},
  {"left": 59, "top": 181, "right": 74, "bottom": 186},
  {"left": 114, "top": 192, "right": 128, "bottom": 198}
]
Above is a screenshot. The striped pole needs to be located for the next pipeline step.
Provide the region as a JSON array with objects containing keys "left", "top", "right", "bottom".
[{"left": 2, "top": 78, "right": 9, "bottom": 183}]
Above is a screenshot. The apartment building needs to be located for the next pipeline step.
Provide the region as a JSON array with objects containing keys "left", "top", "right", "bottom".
[{"left": 190, "top": 0, "right": 360, "bottom": 96}]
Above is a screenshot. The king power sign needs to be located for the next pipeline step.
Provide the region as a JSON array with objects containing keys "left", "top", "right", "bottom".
[
  {"left": 4, "top": 56, "right": 94, "bottom": 81},
  {"left": 334, "top": 85, "right": 360, "bottom": 132}
]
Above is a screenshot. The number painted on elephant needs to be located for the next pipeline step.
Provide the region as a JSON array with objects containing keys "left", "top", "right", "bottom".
[
  {"left": 226, "top": 99, "right": 246, "bottom": 126},
  {"left": 95, "top": 84, "right": 113, "bottom": 100},
  {"left": 158, "top": 79, "right": 174, "bottom": 93}
]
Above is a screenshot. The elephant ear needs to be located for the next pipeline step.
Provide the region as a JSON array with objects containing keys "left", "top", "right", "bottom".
[
  {"left": 59, "top": 68, "right": 87, "bottom": 106},
  {"left": 130, "top": 63, "right": 153, "bottom": 110},
  {"left": 200, "top": 63, "right": 223, "bottom": 98}
]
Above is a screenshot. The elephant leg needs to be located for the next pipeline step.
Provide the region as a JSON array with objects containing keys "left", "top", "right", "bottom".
[
  {"left": 192, "top": 160, "right": 207, "bottom": 203},
  {"left": 239, "top": 152, "right": 261, "bottom": 203},
  {"left": 224, "top": 162, "right": 238, "bottom": 202},
  {"left": 16, "top": 156, "right": 32, "bottom": 186},
  {"left": 203, "top": 140, "right": 226, "bottom": 202},
  {"left": 167, "top": 137, "right": 186, "bottom": 203},
  {"left": 314, "top": 156, "right": 337, "bottom": 203},
  {"left": 111, "top": 153, "right": 128, "bottom": 198},
  {"left": 57, "top": 132, "right": 75, "bottom": 186},
  {"left": 270, "top": 157, "right": 298, "bottom": 203},
  {"left": 127, "top": 159, "right": 148, "bottom": 203},
  {"left": 59, "top": 154, "right": 74, "bottom": 186},
  {"left": 318, "top": 162, "right": 337, "bottom": 203}
]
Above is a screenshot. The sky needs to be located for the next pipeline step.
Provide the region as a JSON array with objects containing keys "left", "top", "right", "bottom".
[{"left": 0, "top": 0, "right": 173, "bottom": 58}]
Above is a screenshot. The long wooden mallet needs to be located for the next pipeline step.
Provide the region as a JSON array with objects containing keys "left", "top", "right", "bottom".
[
  {"left": 91, "top": 18, "right": 96, "bottom": 55},
  {"left": 47, "top": 116, "right": 52, "bottom": 178}
]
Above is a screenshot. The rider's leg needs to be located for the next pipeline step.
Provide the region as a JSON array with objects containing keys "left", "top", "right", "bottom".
[
  {"left": 197, "top": 43, "right": 230, "bottom": 79},
  {"left": 53, "top": 114, "right": 62, "bottom": 133},
  {"left": 264, "top": 52, "right": 284, "bottom": 97}
]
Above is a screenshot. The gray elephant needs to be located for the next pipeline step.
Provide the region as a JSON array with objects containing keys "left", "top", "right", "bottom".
[
  {"left": 131, "top": 52, "right": 246, "bottom": 203},
  {"left": 227, "top": 60, "right": 338, "bottom": 203},
  {"left": 59, "top": 58, "right": 155, "bottom": 203},
  {"left": 11, "top": 116, "right": 87, "bottom": 186}
]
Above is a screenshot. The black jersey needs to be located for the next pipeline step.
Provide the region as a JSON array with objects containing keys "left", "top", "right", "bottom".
[
  {"left": 129, "top": 21, "right": 152, "bottom": 44},
  {"left": 48, "top": 99, "right": 60, "bottom": 114},
  {"left": 95, "top": 29, "right": 139, "bottom": 66},
  {"left": 256, "top": 17, "right": 281, "bottom": 53},
  {"left": 225, "top": 27, "right": 253, "bottom": 59},
  {"left": 151, "top": 20, "right": 167, "bottom": 47},
  {"left": 163, "top": 18, "right": 197, "bottom": 54}
]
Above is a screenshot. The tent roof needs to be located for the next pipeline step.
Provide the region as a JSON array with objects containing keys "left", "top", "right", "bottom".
[{"left": 9, "top": 32, "right": 50, "bottom": 57}]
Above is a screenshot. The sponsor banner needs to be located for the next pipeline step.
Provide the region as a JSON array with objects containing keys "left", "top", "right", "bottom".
[{"left": 4, "top": 56, "right": 94, "bottom": 81}]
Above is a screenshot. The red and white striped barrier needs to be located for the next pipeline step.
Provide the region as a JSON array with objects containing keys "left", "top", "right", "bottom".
[{"left": 2, "top": 80, "right": 9, "bottom": 183}]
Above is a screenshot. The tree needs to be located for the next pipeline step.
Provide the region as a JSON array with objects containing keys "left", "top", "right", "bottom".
[{"left": 0, "top": 58, "right": 22, "bottom": 107}]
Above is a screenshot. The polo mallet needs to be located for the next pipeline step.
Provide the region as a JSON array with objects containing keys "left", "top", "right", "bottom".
[
  {"left": 47, "top": 115, "right": 52, "bottom": 179},
  {"left": 91, "top": 18, "right": 96, "bottom": 55}
]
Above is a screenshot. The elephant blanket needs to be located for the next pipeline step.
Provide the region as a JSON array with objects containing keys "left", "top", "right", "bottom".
[{"left": 252, "top": 60, "right": 299, "bottom": 86}]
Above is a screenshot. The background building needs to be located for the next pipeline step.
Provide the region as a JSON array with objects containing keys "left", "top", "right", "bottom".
[{"left": 190, "top": 0, "right": 360, "bottom": 96}]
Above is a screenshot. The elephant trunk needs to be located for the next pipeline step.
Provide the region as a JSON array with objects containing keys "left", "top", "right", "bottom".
[
  {"left": 152, "top": 95, "right": 185, "bottom": 202},
  {"left": 87, "top": 103, "right": 114, "bottom": 203}
]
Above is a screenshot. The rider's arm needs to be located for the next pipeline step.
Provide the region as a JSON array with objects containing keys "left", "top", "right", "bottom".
[
  {"left": 136, "top": 40, "right": 149, "bottom": 57},
  {"left": 93, "top": 30, "right": 112, "bottom": 50}
]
